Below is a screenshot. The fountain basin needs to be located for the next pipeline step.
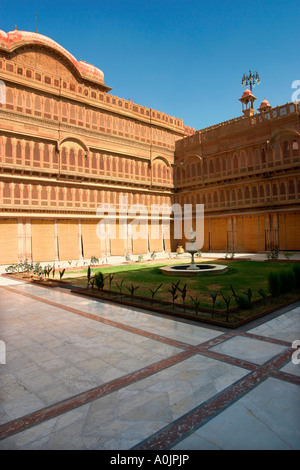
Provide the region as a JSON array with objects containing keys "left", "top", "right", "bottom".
[{"left": 159, "top": 264, "right": 228, "bottom": 276}]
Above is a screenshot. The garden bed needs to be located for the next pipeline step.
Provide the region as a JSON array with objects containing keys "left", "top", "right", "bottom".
[
  {"left": 2, "top": 272, "right": 72, "bottom": 288},
  {"left": 71, "top": 286, "right": 299, "bottom": 329},
  {"left": 4, "top": 259, "right": 300, "bottom": 328}
]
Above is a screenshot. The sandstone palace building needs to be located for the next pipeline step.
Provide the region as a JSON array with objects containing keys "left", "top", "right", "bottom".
[{"left": 0, "top": 29, "right": 299, "bottom": 266}]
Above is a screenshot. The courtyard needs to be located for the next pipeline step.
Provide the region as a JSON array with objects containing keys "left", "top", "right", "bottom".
[{"left": 0, "top": 255, "right": 299, "bottom": 450}]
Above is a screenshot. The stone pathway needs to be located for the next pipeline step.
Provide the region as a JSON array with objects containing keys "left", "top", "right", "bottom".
[{"left": 0, "top": 275, "right": 299, "bottom": 450}]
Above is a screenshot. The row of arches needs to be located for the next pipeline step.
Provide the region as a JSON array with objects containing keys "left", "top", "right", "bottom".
[
  {"left": 0, "top": 136, "right": 173, "bottom": 185},
  {"left": 3, "top": 86, "right": 177, "bottom": 148},
  {"left": 176, "top": 178, "right": 300, "bottom": 209},
  {"left": 176, "top": 137, "right": 299, "bottom": 185},
  {"left": 1, "top": 181, "right": 172, "bottom": 210}
]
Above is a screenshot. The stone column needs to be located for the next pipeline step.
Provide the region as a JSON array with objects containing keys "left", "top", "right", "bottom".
[
  {"left": 78, "top": 219, "right": 83, "bottom": 260},
  {"left": 24, "top": 218, "right": 32, "bottom": 261},
  {"left": 54, "top": 219, "right": 59, "bottom": 261},
  {"left": 17, "top": 218, "right": 25, "bottom": 262}
]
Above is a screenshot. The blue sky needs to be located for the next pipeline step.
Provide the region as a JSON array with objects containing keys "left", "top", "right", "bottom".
[{"left": 1, "top": 0, "right": 299, "bottom": 130}]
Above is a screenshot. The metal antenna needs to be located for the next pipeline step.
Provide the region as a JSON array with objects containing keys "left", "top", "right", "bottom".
[
  {"left": 241, "top": 70, "right": 260, "bottom": 92},
  {"left": 35, "top": 13, "right": 38, "bottom": 33}
]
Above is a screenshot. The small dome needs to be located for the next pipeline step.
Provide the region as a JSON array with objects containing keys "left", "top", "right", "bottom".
[
  {"left": 241, "top": 89, "right": 253, "bottom": 98},
  {"left": 259, "top": 98, "right": 270, "bottom": 107}
]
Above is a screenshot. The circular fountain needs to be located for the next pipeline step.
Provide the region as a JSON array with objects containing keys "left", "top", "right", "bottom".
[{"left": 160, "top": 229, "right": 228, "bottom": 277}]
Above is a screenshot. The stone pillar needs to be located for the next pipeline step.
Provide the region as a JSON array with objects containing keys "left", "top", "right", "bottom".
[
  {"left": 17, "top": 218, "right": 25, "bottom": 262},
  {"left": 265, "top": 214, "right": 271, "bottom": 251},
  {"left": 271, "top": 213, "right": 279, "bottom": 249},
  {"left": 24, "top": 219, "right": 32, "bottom": 261},
  {"left": 78, "top": 219, "right": 83, "bottom": 260},
  {"left": 54, "top": 219, "right": 59, "bottom": 261}
]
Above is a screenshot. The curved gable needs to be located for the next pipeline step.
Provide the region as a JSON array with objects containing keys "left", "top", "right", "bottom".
[{"left": 0, "top": 29, "right": 111, "bottom": 91}]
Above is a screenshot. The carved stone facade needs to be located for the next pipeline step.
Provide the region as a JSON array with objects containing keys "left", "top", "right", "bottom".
[
  {"left": 0, "top": 29, "right": 299, "bottom": 265},
  {"left": 174, "top": 101, "right": 300, "bottom": 252}
]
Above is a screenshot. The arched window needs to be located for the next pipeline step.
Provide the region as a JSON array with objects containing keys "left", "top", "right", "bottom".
[
  {"left": 78, "top": 150, "right": 83, "bottom": 168},
  {"left": 186, "top": 165, "right": 191, "bottom": 180},
  {"left": 3, "top": 182, "right": 11, "bottom": 198},
  {"left": 32, "top": 185, "right": 38, "bottom": 200},
  {"left": 280, "top": 183, "right": 286, "bottom": 196},
  {"left": 274, "top": 143, "right": 281, "bottom": 160},
  {"left": 222, "top": 158, "right": 226, "bottom": 172},
  {"left": 25, "top": 142, "right": 30, "bottom": 162},
  {"left": 14, "top": 184, "right": 20, "bottom": 199},
  {"left": 16, "top": 141, "right": 22, "bottom": 161},
  {"left": 44, "top": 98, "right": 51, "bottom": 116},
  {"left": 292, "top": 140, "right": 299, "bottom": 157},
  {"left": 61, "top": 147, "right": 67, "bottom": 166},
  {"left": 6, "top": 88, "right": 13, "bottom": 106},
  {"left": 259, "top": 185, "right": 264, "bottom": 199},
  {"left": 33, "top": 142, "right": 40, "bottom": 162},
  {"left": 17, "top": 92, "right": 23, "bottom": 109},
  {"left": 5, "top": 137, "right": 12, "bottom": 158},
  {"left": 69, "top": 148, "right": 76, "bottom": 169},
  {"left": 92, "top": 153, "right": 97, "bottom": 170},
  {"left": 240, "top": 151, "right": 246, "bottom": 168},
  {"left": 289, "top": 180, "right": 295, "bottom": 194},
  {"left": 283, "top": 141, "right": 289, "bottom": 159},
  {"left": 44, "top": 144, "right": 50, "bottom": 163},
  {"left": 34, "top": 96, "right": 41, "bottom": 113},
  {"left": 70, "top": 105, "right": 76, "bottom": 121},
  {"left": 233, "top": 155, "right": 238, "bottom": 170}
]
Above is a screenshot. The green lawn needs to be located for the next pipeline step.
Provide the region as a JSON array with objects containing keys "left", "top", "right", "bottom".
[{"left": 65, "top": 260, "right": 298, "bottom": 310}]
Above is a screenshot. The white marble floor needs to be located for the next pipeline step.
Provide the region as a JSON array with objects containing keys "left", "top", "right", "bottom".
[{"left": 0, "top": 275, "right": 299, "bottom": 450}]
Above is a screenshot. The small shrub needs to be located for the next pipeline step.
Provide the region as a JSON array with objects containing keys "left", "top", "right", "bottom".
[
  {"left": 44, "top": 265, "right": 53, "bottom": 279},
  {"left": 94, "top": 271, "right": 104, "bottom": 290},
  {"left": 104, "top": 273, "right": 114, "bottom": 290},
  {"left": 267, "top": 248, "right": 279, "bottom": 260},
  {"left": 284, "top": 252, "right": 294, "bottom": 260},
  {"left": 278, "top": 269, "right": 295, "bottom": 294},
  {"left": 258, "top": 288, "right": 267, "bottom": 304},
  {"left": 220, "top": 292, "right": 231, "bottom": 322},
  {"left": 150, "top": 251, "right": 157, "bottom": 260},
  {"left": 209, "top": 292, "right": 218, "bottom": 317},
  {"left": 126, "top": 283, "right": 140, "bottom": 300},
  {"left": 268, "top": 271, "right": 281, "bottom": 297},
  {"left": 137, "top": 254, "right": 144, "bottom": 262},
  {"left": 90, "top": 256, "right": 99, "bottom": 265},
  {"left": 243, "top": 287, "right": 252, "bottom": 303},
  {"left": 59, "top": 269, "right": 65, "bottom": 280},
  {"left": 116, "top": 278, "right": 125, "bottom": 298},
  {"left": 292, "top": 264, "right": 300, "bottom": 288},
  {"left": 149, "top": 283, "right": 163, "bottom": 304},
  {"left": 5, "top": 264, "right": 18, "bottom": 273},
  {"left": 237, "top": 294, "right": 252, "bottom": 310},
  {"left": 87, "top": 266, "right": 93, "bottom": 289},
  {"left": 230, "top": 284, "right": 238, "bottom": 303},
  {"left": 190, "top": 296, "right": 201, "bottom": 316},
  {"left": 168, "top": 281, "right": 180, "bottom": 310},
  {"left": 178, "top": 283, "right": 187, "bottom": 311}
]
